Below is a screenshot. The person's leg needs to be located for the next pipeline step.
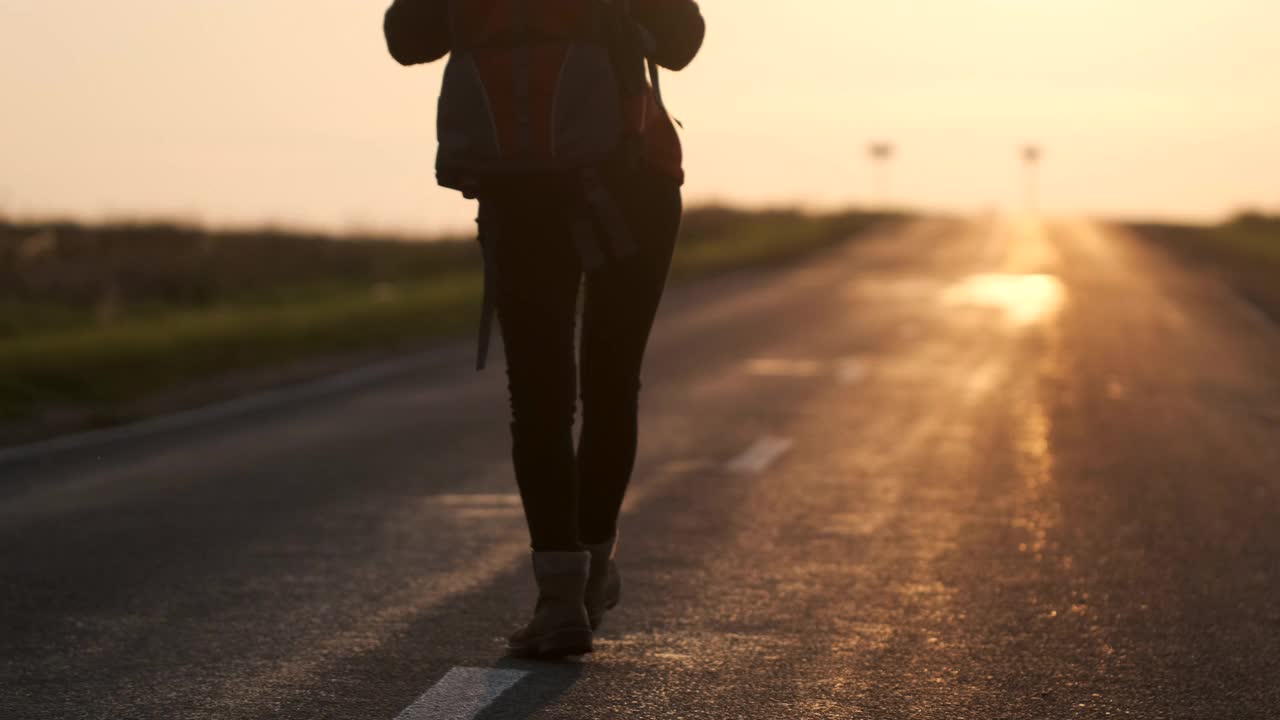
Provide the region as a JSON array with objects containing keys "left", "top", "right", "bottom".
[
  {"left": 489, "top": 182, "right": 597, "bottom": 658},
  {"left": 488, "top": 183, "right": 584, "bottom": 553},
  {"left": 576, "top": 173, "right": 683, "bottom": 545}
]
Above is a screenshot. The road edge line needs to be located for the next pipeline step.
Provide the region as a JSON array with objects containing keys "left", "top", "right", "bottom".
[{"left": 0, "top": 346, "right": 460, "bottom": 468}]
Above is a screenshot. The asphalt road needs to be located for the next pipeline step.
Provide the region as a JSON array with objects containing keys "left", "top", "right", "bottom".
[{"left": 3, "top": 216, "right": 1279, "bottom": 719}]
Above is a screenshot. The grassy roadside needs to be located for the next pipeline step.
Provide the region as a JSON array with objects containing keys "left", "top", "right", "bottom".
[
  {"left": 0, "top": 208, "right": 895, "bottom": 444},
  {"left": 1128, "top": 213, "right": 1280, "bottom": 322}
]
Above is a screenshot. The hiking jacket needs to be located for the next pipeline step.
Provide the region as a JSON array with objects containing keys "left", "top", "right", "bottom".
[{"left": 384, "top": 0, "right": 705, "bottom": 184}]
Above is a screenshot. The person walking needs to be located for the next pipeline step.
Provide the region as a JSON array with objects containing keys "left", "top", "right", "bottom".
[{"left": 383, "top": 0, "right": 705, "bottom": 658}]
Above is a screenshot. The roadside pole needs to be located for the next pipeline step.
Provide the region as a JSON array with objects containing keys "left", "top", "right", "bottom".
[
  {"left": 868, "top": 141, "right": 896, "bottom": 210},
  {"left": 1022, "top": 144, "right": 1042, "bottom": 213}
]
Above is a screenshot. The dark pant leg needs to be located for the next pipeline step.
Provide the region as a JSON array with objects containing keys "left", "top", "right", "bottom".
[
  {"left": 487, "top": 185, "right": 584, "bottom": 552},
  {"left": 576, "top": 174, "right": 683, "bottom": 545}
]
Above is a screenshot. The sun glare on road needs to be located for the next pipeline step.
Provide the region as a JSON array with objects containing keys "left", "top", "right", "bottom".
[{"left": 943, "top": 273, "right": 1067, "bottom": 327}]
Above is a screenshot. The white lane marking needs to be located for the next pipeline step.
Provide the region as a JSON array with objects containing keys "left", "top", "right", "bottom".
[
  {"left": 456, "top": 507, "right": 525, "bottom": 520},
  {"left": 747, "top": 356, "right": 871, "bottom": 384},
  {"left": 727, "top": 436, "right": 794, "bottom": 474},
  {"left": 432, "top": 494, "right": 524, "bottom": 519},
  {"left": 394, "top": 667, "right": 529, "bottom": 720},
  {"left": 837, "top": 357, "right": 870, "bottom": 385},
  {"left": 745, "top": 358, "right": 823, "bottom": 378},
  {"left": 0, "top": 346, "right": 464, "bottom": 467},
  {"left": 432, "top": 494, "right": 523, "bottom": 507},
  {"left": 207, "top": 458, "right": 705, "bottom": 710}
]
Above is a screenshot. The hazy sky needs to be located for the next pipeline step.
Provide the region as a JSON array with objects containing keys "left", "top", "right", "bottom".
[{"left": 2, "top": 0, "right": 1277, "bottom": 233}]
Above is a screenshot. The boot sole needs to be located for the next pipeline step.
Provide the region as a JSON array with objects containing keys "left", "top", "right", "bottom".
[
  {"left": 507, "top": 628, "right": 594, "bottom": 659},
  {"left": 540, "top": 627, "right": 594, "bottom": 658}
]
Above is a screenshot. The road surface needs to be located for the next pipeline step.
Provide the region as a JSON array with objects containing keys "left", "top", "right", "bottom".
[{"left": 3, "top": 216, "right": 1279, "bottom": 719}]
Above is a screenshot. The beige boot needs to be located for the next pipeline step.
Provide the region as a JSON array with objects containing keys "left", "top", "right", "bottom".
[
  {"left": 506, "top": 551, "right": 593, "bottom": 658},
  {"left": 584, "top": 537, "right": 622, "bottom": 631}
]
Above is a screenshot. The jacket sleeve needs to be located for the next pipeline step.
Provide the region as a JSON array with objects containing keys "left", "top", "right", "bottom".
[
  {"left": 632, "top": 0, "right": 705, "bottom": 71},
  {"left": 384, "top": 0, "right": 451, "bottom": 66}
]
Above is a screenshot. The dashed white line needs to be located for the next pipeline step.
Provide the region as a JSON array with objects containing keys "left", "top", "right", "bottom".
[
  {"left": 432, "top": 494, "right": 524, "bottom": 520},
  {"left": 394, "top": 666, "right": 529, "bottom": 720},
  {"left": 727, "top": 436, "right": 794, "bottom": 474},
  {"left": 456, "top": 507, "right": 525, "bottom": 520},
  {"left": 745, "top": 358, "right": 824, "bottom": 377},
  {"left": 745, "top": 356, "right": 872, "bottom": 385},
  {"left": 205, "top": 459, "right": 711, "bottom": 710},
  {"left": 432, "top": 494, "right": 523, "bottom": 507},
  {"left": 0, "top": 346, "right": 462, "bottom": 467}
]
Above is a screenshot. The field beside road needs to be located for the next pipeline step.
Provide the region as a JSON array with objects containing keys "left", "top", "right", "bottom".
[
  {"left": 0, "top": 208, "right": 893, "bottom": 444},
  {"left": 1129, "top": 213, "right": 1280, "bottom": 322}
]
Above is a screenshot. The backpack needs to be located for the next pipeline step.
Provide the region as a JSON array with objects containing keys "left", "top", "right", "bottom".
[
  {"left": 436, "top": 0, "right": 665, "bottom": 369},
  {"left": 436, "top": 0, "right": 653, "bottom": 192}
]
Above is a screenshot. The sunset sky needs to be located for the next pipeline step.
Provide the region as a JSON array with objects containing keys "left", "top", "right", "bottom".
[{"left": 2, "top": 0, "right": 1277, "bottom": 233}]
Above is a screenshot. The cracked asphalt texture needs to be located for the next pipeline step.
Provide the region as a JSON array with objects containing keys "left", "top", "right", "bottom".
[{"left": 3, "top": 216, "right": 1279, "bottom": 719}]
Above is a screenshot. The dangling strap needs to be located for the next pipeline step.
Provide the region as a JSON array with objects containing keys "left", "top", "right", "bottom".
[
  {"left": 647, "top": 59, "right": 665, "bottom": 113},
  {"left": 475, "top": 202, "right": 499, "bottom": 371},
  {"left": 647, "top": 58, "right": 682, "bottom": 128}
]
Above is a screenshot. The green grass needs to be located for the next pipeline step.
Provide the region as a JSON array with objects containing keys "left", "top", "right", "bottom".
[
  {"left": 0, "top": 208, "right": 895, "bottom": 440},
  {"left": 0, "top": 274, "right": 481, "bottom": 424},
  {"left": 1130, "top": 212, "right": 1280, "bottom": 321}
]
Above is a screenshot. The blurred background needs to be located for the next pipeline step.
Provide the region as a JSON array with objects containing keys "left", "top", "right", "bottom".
[
  {"left": 5, "top": 6, "right": 1280, "bottom": 715},
  {"left": 2, "top": 0, "right": 1277, "bottom": 231},
  {"left": 1, "top": 0, "right": 1278, "bottom": 443}
]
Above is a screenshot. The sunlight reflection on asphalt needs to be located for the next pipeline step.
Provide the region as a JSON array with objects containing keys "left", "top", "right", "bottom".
[{"left": 943, "top": 273, "right": 1067, "bottom": 328}]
